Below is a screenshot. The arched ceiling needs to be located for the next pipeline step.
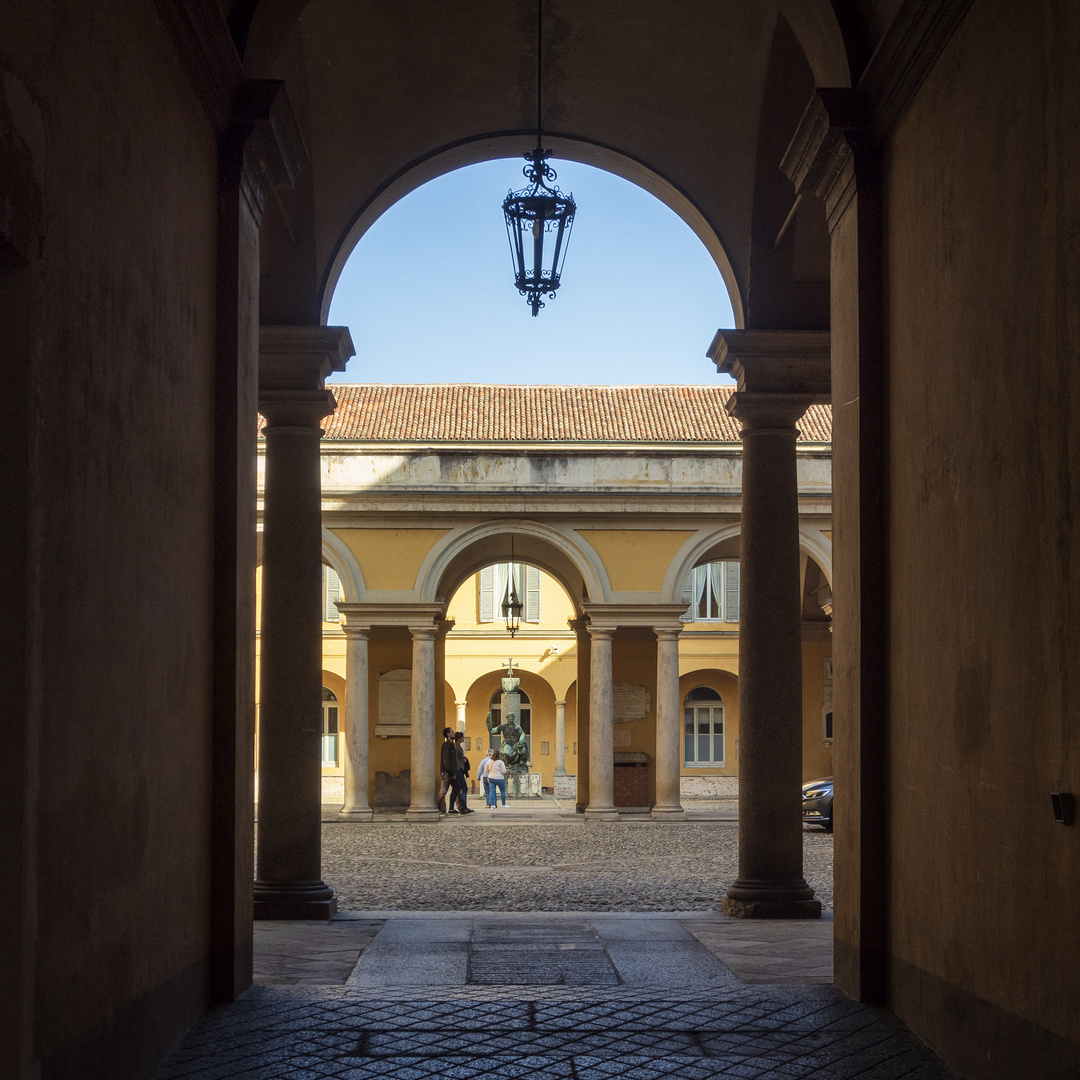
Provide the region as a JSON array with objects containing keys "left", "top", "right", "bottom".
[{"left": 245, "top": 0, "right": 853, "bottom": 327}]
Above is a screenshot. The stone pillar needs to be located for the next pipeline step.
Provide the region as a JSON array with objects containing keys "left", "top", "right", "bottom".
[
  {"left": 584, "top": 625, "right": 618, "bottom": 821},
  {"left": 651, "top": 625, "right": 685, "bottom": 820},
  {"left": 569, "top": 617, "right": 591, "bottom": 813},
  {"left": 338, "top": 623, "right": 372, "bottom": 821},
  {"left": 455, "top": 700, "right": 467, "bottom": 733},
  {"left": 783, "top": 92, "right": 888, "bottom": 994},
  {"left": 554, "top": 700, "right": 568, "bottom": 776},
  {"left": 710, "top": 329, "right": 829, "bottom": 919},
  {"left": 254, "top": 326, "right": 352, "bottom": 920},
  {"left": 406, "top": 622, "right": 440, "bottom": 822}
]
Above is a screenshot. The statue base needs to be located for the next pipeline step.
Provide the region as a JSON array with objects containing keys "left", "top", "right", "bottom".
[{"left": 507, "top": 772, "right": 542, "bottom": 798}]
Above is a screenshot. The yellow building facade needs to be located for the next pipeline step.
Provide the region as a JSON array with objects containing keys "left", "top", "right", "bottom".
[{"left": 257, "top": 385, "right": 834, "bottom": 810}]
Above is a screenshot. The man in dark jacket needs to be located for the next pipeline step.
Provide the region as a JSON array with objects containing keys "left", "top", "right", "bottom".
[
  {"left": 453, "top": 730, "right": 474, "bottom": 814},
  {"left": 437, "top": 728, "right": 457, "bottom": 814}
]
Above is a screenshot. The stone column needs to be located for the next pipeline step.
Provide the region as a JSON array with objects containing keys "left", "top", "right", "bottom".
[
  {"left": 710, "top": 328, "right": 829, "bottom": 918},
  {"left": 338, "top": 623, "right": 372, "bottom": 821},
  {"left": 554, "top": 700, "right": 568, "bottom": 776},
  {"left": 651, "top": 625, "right": 686, "bottom": 820},
  {"left": 569, "top": 617, "right": 591, "bottom": 813},
  {"left": 254, "top": 326, "right": 352, "bottom": 920},
  {"left": 406, "top": 622, "right": 440, "bottom": 822},
  {"left": 455, "top": 700, "right": 467, "bottom": 733},
  {"left": 584, "top": 625, "right": 618, "bottom": 821}
]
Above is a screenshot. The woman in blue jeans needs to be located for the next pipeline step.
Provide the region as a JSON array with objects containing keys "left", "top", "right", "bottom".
[{"left": 485, "top": 750, "right": 507, "bottom": 808}]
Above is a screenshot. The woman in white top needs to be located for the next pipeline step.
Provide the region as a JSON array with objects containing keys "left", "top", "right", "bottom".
[{"left": 485, "top": 750, "right": 507, "bottom": 808}]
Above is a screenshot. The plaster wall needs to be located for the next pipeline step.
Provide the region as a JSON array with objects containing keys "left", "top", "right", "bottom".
[
  {"left": 0, "top": 0, "right": 221, "bottom": 1075},
  {"left": 882, "top": 0, "right": 1080, "bottom": 1073}
]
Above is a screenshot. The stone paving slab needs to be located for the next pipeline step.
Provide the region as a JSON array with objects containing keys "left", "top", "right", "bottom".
[{"left": 160, "top": 914, "right": 955, "bottom": 1079}]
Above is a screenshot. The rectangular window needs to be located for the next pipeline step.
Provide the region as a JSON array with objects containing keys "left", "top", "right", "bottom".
[
  {"left": 683, "top": 704, "right": 724, "bottom": 764},
  {"left": 682, "top": 562, "right": 740, "bottom": 623},
  {"left": 324, "top": 566, "right": 342, "bottom": 622},
  {"left": 322, "top": 703, "right": 339, "bottom": 766},
  {"left": 479, "top": 563, "right": 538, "bottom": 623}
]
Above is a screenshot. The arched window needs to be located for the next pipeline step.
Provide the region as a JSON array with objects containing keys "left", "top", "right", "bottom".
[
  {"left": 684, "top": 686, "right": 724, "bottom": 766},
  {"left": 321, "top": 687, "right": 339, "bottom": 766},
  {"left": 488, "top": 686, "right": 531, "bottom": 760}
]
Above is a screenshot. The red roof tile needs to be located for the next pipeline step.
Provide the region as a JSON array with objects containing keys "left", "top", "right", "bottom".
[{"left": 301, "top": 385, "right": 831, "bottom": 444}]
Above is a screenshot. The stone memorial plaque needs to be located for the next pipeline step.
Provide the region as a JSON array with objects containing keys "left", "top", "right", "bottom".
[
  {"left": 612, "top": 681, "right": 650, "bottom": 722},
  {"left": 376, "top": 668, "right": 411, "bottom": 737}
]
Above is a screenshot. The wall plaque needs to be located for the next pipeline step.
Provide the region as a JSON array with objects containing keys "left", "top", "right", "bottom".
[
  {"left": 612, "top": 681, "right": 650, "bottom": 722},
  {"left": 376, "top": 668, "right": 411, "bottom": 737},
  {"left": 612, "top": 728, "right": 632, "bottom": 749}
]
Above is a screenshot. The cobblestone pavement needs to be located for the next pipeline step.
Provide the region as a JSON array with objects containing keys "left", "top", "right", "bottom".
[
  {"left": 160, "top": 914, "right": 952, "bottom": 1080},
  {"left": 322, "top": 819, "right": 834, "bottom": 913}
]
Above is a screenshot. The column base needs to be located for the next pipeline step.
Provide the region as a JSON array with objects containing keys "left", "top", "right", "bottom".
[
  {"left": 722, "top": 896, "right": 821, "bottom": 919},
  {"left": 650, "top": 805, "right": 686, "bottom": 821},
  {"left": 583, "top": 807, "right": 620, "bottom": 822},
  {"left": 254, "top": 882, "right": 337, "bottom": 921},
  {"left": 405, "top": 806, "right": 441, "bottom": 823},
  {"left": 338, "top": 807, "right": 373, "bottom": 821}
]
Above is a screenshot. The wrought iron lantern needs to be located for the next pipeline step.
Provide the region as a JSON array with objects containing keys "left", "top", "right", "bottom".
[
  {"left": 502, "top": 0, "right": 576, "bottom": 316},
  {"left": 503, "top": 150, "right": 576, "bottom": 316},
  {"left": 501, "top": 538, "right": 524, "bottom": 638}
]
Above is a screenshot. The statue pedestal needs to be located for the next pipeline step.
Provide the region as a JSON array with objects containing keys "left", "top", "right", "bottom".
[{"left": 507, "top": 772, "right": 542, "bottom": 798}]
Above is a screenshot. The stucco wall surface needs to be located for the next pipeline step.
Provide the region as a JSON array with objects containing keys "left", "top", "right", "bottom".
[
  {"left": 2, "top": 0, "right": 220, "bottom": 1074},
  {"left": 884, "top": 0, "right": 1080, "bottom": 1069}
]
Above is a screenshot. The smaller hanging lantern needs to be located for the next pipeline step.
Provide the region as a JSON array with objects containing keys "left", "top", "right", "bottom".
[
  {"left": 503, "top": 149, "right": 576, "bottom": 316},
  {"left": 502, "top": 572, "right": 524, "bottom": 637}
]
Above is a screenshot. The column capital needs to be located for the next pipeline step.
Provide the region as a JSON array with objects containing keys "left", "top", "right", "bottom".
[
  {"left": 337, "top": 602, "right": 445, "bottom": 628},
  {"left": 407, "top": 623, "right": 438, "bottom": 641},
  {"left": 582, "top": 604, "right": 690, "bottom": 633},
  {"left": 554, "top": 699, "right": 567, "bottom": 708},
  {"left": 340, "top": 622, "right": 370, "bottom": 640},
  {"left": 707, "top": 329, "right": 830, "bottom": 400},
  {"left": 586, "top": 624, "right": 615, "bottom": 642},
  {"left": 653, "top": 624, "right": 684, "bottom": 640},
  {"left": 259, "top": 325, "right": 355, "bottom": 388},
  {"left": 726, "top": 392, "right": 819, "bottom": 432},
  {"left": 568, "top": 616, "right": 591, "bottom": 636},
  {"left": 435, "top": 618, "right": 455, "bottom": 640}
]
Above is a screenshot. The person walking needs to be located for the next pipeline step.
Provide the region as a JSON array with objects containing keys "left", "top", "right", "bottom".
[
  {"left": 453, "top": 730, "right": 474, "bottom": 814},
  {"left": 437, "top": 727, "right": 458, "bottom": 814},
  {"left": 477, "top": 746, "right": 493, "bottom": 807},
  {"left": 485, "top": 750, "right": 507, "bottom": 809}
]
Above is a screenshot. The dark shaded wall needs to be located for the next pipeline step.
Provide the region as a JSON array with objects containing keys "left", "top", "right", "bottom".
[
  {"left": 0, "top": 0, "right": 221, "bottom": 1075},
  {"left": 881, "top": 0, "right": 1079, "bottom": 1074}
]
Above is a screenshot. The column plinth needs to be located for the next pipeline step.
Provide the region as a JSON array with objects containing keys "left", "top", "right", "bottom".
[
  {"left": 720, "top": 386, "right": 822, "bottom": 919},
  {"left": 254, "top": 326, "right": 352, "bottom": 919},
  {"left": 651, "top": 625, "right": 686, "bottom": 821},
  {"left": 338, "top": 624, "right": 372, "bottom": 821},
  {"left": 406, "top": 623, "right": 441, "bottom": 823},
  {"left": 584, "top": 625, "right": 618, "bottom": 821}
]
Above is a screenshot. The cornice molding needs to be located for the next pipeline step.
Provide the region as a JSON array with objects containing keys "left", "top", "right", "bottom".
[
  {"left": 154, "top": 0, "right": 242, "bottom": 138},
  {"left": 781, "top": 0, "right": 974, "bottom": 232},
  {"left": 858, "top": 0, "right": 977, "bottom": 137}
]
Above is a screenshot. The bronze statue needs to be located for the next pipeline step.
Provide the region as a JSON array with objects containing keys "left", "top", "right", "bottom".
[{"left": 485, "top": 710, "right": 529, "bottom": 772}]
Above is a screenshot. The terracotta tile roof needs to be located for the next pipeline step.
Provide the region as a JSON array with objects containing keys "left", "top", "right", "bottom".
[{"left": 307, "top": 385, "right": 831, "bottom": 444}]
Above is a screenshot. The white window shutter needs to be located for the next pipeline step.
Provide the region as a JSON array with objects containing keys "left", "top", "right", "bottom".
[
  {"left": 724, "top": 561, "right": 740, "bottom": 622},
  {"left": 525, "top": 566, "right": 541, "bottom": 622},
  {"left": 679, "top": 569, "right": 694, "bottom": 621},
  {"left": 324, "top": 567, "right": 342, "bottom": 622},
  {"left": 478, "top": 565, "right": 495, "bottom": 622}
]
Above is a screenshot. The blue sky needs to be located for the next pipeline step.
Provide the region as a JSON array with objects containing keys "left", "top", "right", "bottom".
[{"left": 327, "top": 159, "right": 736, "bottom": 386}]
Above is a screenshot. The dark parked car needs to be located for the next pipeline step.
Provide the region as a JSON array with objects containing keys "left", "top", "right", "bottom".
[{"left": 802, "top": 776, "right": 833, "bottom": 831}]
